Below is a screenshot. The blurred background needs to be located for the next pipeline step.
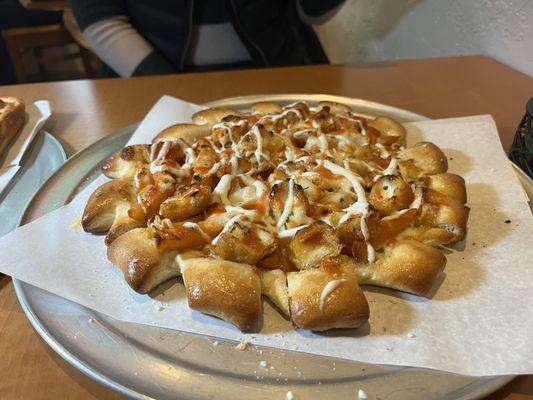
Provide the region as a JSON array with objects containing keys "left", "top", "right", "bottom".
[
  {"left": 316, "top": 0, "right": 533, "bottom": 77},
  {"left": 1, "top": 0, "right": 532, "bottom": 85}
]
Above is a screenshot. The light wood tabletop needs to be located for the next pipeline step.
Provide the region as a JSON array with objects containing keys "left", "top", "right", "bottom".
[{"left": 0, "top": 55, "right": 532, "bottom": 399}]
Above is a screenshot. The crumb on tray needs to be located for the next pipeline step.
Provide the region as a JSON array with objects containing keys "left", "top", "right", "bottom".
[
  {"left": 235, "top": 340, "right": 250, "bottom": 351},
  {"left": 70, "top": 218, "right": 82, "bottom": 230}
]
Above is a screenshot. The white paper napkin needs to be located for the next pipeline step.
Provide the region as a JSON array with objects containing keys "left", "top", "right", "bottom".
[
  {"left": 0, "top": 96, "right": 531, "bottom": 376},
  {"left": 0, "top": 101, "right": 51, "bottom": 195}
]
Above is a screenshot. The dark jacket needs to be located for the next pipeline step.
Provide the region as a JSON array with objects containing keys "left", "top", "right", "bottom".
[{"left": 70, "top": 0, "right": 343, "bottom": 74}]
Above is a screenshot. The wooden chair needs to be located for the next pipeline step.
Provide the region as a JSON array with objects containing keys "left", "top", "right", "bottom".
[{"left": 2, "top": 2, "right": 95, "bottom": 83}]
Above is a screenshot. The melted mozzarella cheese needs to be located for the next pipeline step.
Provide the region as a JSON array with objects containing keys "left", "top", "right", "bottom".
[
  {"left": 211, "top": 214, "right": 249, "bottom": 245},
  {"left": 382, "top": 158, "right": 398, "bottom": 176},
  {"left": 207, "top": 161, "right": 222, "bottom": 176},
  {"left": 184, "top": 148, "right": 196, "bottom": 165},
  {"left": 335, "top": 114, "right": 366, "bottom": 134},
  {"left": 410, "top": 185, "right": 424, "bottom": 209},
  {"left": 149, "top": 163, "right": 185, "bottom": 176},
  {"left": 133, "top": 170, "right": 142, "bottom": 189},
  {"left": 375, "top": 143, "right": 391, "bottom": 158},
  {"left": 319, "top": 279, "right": 347, "bottom": 311},
  {"left": 183, "top": 222, "right": 211, "bottom": 242},
  {"left": 251, "top": 125, "right": 265, "bottom": 167},
  {"left": 285, "top": 145, "right": 295, "bottom": 162},
  {"left": 276, "top": 178, "right": 295, "bottom": 229},
  {"left": 268, "top": 108, "right": 302, "bottom": 123},
  {"left": 230, "top": 155, "right": 239, "bottom": 175},
  {"left": 161, "top": 218, "right": 174, "bottom": 229},
  {"left": 320, "top": 160, "right": 369, "bottom": 223},
  {"left": 278, "top": 224, "right": 309, "bottom": 238},
  {"left": 213, "top": 174, "right": 234, "bottom": 207},
  {"left": 318, "top": 133, "right": 329, "bottom": 153},
  {"left": 292, "top": 129, "right": 313, "bottom": 139},
  {"left": 156, "top": 141, "right": 170, "bottom": 161},
  {"left": 252, "top": 180, "right": 268, "bottom": 200},
  {"left": 360, "top": 217, "right": 375, "bottom": 263}
]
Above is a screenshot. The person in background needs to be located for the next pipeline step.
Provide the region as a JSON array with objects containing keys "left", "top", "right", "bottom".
[
  {"left": 0, "top": 0, "right": 62, "bottom": 85},
  {"left": 69, "top": 0, "right": 343, "bottom": 77}
]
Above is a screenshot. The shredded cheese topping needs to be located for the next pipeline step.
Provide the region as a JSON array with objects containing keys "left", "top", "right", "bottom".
[
  {"left": 126, "top": 102, "right": 414, "bottom": 268},
  {"left": 319, "top": 279, "right": 347, "bottom": 311}
]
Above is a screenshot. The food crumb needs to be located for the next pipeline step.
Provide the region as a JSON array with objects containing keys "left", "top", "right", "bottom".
[
  {"left": 259, "top": 360, "right": 268, "bottom": 369},
  {"left": 358, "top": 388, "right": 368, "bottom": 399},
  {"left": 213, "top": 341, "right": 219, "bottom": 347},
  {"left": 235, "top": 340, "right": 250, "bottom": 351},
  {"left": 505, "top": 219, "right": 511, "bottom": 224},
  {"left": 407, "top": 333, "right": 416, "bottom": 338},
  {"left": 286, "top": 391, "right": 296, "bottom": 400},
  {"left": 70, "top": 218, "right": 82, "bottom": 230},
  {"left": 158, "top": 306, "right": 165, "bottom": 312}
]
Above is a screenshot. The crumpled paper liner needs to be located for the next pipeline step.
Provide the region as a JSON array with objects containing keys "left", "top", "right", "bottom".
[{"left": 0, "top": 96, "right": 531, "bottom": 376}]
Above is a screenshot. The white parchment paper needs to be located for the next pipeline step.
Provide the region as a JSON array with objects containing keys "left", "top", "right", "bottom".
[
  {"left": 0, "top": 101, "right": 51, "bottom": 196},
  {"left": 0, "top": 95, "right": 532, "bottom": 376}
]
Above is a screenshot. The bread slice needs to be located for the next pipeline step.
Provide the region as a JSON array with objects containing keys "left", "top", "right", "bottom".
[{"left": 0, "top": 97, "right": 26, "bottom": 156}]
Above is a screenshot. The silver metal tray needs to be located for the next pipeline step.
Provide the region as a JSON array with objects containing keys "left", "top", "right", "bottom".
[
  {"left": 14, "top": 94, "right": 525, "bottom": 400},
  {"left": 0, "top": 131, "right": 66, "bottom": 237}
]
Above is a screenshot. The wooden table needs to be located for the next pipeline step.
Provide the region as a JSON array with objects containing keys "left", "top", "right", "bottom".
[{"left": 1, "top": 55, "right": 532, "bottom": 399}]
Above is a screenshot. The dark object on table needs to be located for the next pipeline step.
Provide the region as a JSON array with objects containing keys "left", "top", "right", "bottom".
[{"left": 509, "top": 97, "right": 533, "bottom": 178}]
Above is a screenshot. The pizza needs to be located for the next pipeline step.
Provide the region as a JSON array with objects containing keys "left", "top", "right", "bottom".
[
  {"left": 82, "top": 100, "right": 469, "bottom": 332},
  {"left": 0, "top": 97, "right": 25, "bottom": 155}
]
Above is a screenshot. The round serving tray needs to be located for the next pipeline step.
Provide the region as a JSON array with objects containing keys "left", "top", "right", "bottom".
[{"left": 14, "top": 94, "right": 523, "bottom": 400}]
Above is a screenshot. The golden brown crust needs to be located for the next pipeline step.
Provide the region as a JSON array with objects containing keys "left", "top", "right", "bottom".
[
  {"left": 251, "top": 102, "right": 283, "bottom": 115},
  {"left": 0, "top": 97, "right": 26, "bottom": 155},
  {"left": 181, "top": 258, "right": 262, "bottom": 332},
  {"left": 358, "top": 240, "right": 446, "bottom": 296},
  {"left": 398, "top": 142, "right": 448, "bottom": 180},
  {"left": 424, "top": 173, "right": 467, "bottom": 204},
  {"left": 82, "top": 99, "right": 469, "bottom": 333},
  {"left": 269, "top": 179, "right": 310, "bottom": 228},
  {"left": 398, "top": 226, "right": 456, "bottom": 246},
  {"left": 153, "top": 123, "right": 211, "bottom": 144},
  {"left": 191, "top": 108, "right": 243, "bottom": 125},
  {"left": 101, "top": 145, "right": 150, "bottom": 179},
  {"left": 288, "top": 222, "right": 342, "bottom": 270},
  {"left": 369, "top": 116, "right": 407, "bottom": 145},
  {"left": 261, "top": 269, "right": 289, "bottom": 316},
  {"left": 104, "top": 203, "right": 144, "bottom": 245},
  {"left": 82, "top": 179, "right": 135, "bottom": 233},
  {"left": 369, "top": 175, "right": 414, "bottom": 216},
  {"left": 416, "top": 199, "right": 470, "bottom": 243},
  {"left": 211, "top": 222, "right": 276, "bottom": 264},
  {"left": 159, "top": 183, "right": 211, "bottom": 221},
  {"left": 107, "top": 228, "right": 180, "bottom": 294},
  {"left": 316, "top": 101, "right": 352, "bottom": 115},
  {"left": 287, "top": 269, "right": 369, "bottom": 331}
]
